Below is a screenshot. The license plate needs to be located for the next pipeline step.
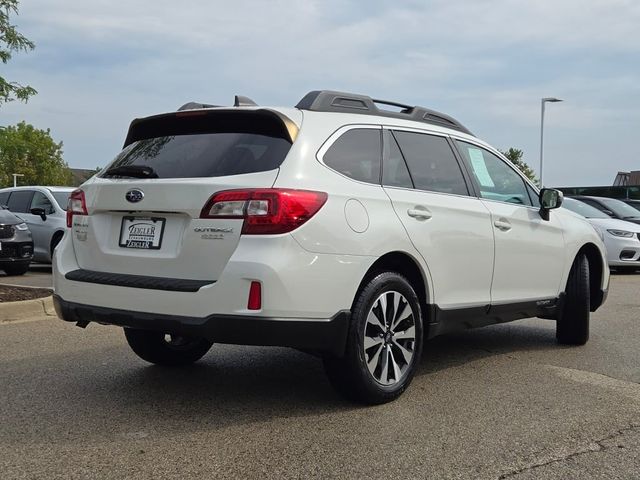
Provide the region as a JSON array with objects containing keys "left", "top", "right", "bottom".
[{"left": 119, "top": 216, "right": 165, "bottom": 250}]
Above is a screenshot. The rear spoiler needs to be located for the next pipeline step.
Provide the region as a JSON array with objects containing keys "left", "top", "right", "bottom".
[{"left": 123, "top": 109, "right": 299, "bottom": 148}]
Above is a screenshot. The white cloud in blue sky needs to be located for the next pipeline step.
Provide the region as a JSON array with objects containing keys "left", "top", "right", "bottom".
[{"left": 3, "top": 0, "right": 640, "bottom": 186}]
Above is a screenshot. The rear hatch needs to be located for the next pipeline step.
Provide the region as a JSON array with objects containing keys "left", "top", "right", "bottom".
[{"left": 71, "top": 108, "right": 298, "bottom": 281}]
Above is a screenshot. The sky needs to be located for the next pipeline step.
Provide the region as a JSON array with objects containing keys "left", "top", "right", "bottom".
[{"left": 2, "top": 0, "right": 640, "bottom": 187}]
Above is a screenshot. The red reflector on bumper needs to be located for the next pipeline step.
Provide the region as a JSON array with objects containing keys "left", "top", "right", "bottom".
[{"left": 248, "top": 281, "right": 262, "bottom": 310}]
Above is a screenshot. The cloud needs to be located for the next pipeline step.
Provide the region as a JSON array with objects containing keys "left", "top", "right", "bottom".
[{"left": 2, "top": 0, "right": 639, "bottom": 186}]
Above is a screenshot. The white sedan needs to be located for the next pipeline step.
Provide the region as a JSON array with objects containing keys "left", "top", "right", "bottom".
[{"left": 563, "top": 197, "right": 640, "bottom": 270}]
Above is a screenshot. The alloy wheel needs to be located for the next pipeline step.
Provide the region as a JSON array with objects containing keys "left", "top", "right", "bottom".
[{"left": 363, "top": 291, "right": 417, "bottom": 385}]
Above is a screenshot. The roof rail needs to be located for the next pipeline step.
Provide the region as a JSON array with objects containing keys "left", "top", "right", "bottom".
[{"left": 295, "top": 90, "right": 473, "bottom": 136}]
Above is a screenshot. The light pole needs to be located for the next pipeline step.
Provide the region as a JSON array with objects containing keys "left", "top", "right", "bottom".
[
  {"left": 539, "top": 97, "right": 563, "bottom": 187},
  {"left": 12, "top": 173, "right": 24, "bottom": 188}
]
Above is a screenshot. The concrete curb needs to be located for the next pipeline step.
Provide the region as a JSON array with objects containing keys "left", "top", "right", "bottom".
[
  {"left": 0, "top": 283, "right": 53, "bottom": 290},
  {"left": 0, "top": 296, "right": 56, "bottom": 323}
]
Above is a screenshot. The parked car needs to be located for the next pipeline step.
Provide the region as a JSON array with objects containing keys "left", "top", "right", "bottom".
[
  {"left": 0, "top": 186, "right": 74, "bottom": 263},
  {"left": 568, "top": 195, "right": 640, "bottom": 225},
  {"left": 622, "top": 199, "right": 640, "bottom": 212},
  {"left": 0, "top": 207, "right": 34, "bottom": 276},
  {"left": 53, "top": 90, "right": 609, "bottom": 404},
  {"left": 562, "top": 198, "right": 640, "bottom": 271}
]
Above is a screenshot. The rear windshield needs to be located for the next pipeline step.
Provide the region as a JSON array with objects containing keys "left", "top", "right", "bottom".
[
  {"left": 103, "top": 111, "right": 294, "bottom": 179},
  {"left": 104, "top": 133, "right": 291, "bottom": 179}
]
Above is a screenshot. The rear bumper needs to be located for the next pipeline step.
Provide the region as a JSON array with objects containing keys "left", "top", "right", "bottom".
[
  {"left": 54, "top": 232, "right": 374, "bottom": 319},
  {"left": 53, "top": 295, "right": 350, "bottom": 356}
]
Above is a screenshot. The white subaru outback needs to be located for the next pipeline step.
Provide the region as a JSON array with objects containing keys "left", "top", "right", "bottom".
[{"left": 53, "top": 90, "right": 609, "bottom": 404}]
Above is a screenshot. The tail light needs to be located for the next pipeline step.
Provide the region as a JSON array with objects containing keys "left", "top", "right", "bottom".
[
  {"left": 66, "top": 189, "right": 88, "bottom": 228},
  {"left": 200, "top": 189, "right": 328, "bottom": 234}
]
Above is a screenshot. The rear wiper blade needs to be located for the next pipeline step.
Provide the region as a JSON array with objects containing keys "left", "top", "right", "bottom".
[{"left": 104, "top": 165, "right": 158, "bottom": 178}]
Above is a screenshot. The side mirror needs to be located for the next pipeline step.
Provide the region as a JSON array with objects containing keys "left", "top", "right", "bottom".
[
  {"left": 30, "top": 207, "right": 47, "bottom": 221},
  {"left": 539, "top": 188, "right": 563, "bottom": 221},
  {"left": 602, "top": 209, "right": 615, "bottom": 217}
]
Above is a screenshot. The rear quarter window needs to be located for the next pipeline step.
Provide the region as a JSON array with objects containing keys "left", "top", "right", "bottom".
[{"left": 323, "top": 128, "right": 382, "bottom": 184}]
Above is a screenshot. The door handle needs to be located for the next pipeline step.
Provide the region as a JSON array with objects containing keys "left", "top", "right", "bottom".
[
  {"left": 494, "top": 218, "right": 512, "bottom": 231},
  {"left": 407, "top": 208, "right": 432, "bottom": 220}
]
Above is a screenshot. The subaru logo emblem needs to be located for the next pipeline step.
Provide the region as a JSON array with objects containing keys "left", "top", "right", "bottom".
[{"left": 125, "top": 189, "right": 144, "bottom": 203}]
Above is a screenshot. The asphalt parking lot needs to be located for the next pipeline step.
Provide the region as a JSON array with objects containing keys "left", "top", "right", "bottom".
[
  {"left": 0, "top": 263, "right": 53, "bottom": 289},
  {"left": 1, "top": 273, "right": 639, "bottom": 479}
]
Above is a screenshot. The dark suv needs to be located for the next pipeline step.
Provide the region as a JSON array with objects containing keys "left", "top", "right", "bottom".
[{"left": 0, "top": 208, "right": 34, "bottom": 276}]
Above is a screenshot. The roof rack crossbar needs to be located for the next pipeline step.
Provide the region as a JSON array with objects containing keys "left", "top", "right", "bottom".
[
  {"left": 295, "top": 90, "right": 473, "bottom": 136},
  {"left": 372, "top": 98, "right": 413, "bottom": 111}
]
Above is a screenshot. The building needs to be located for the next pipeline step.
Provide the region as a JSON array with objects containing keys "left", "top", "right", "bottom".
[
  {"left": 613, "top": 171, "right": 640, "bottom": 186},
  {"left": 70, "top": 168, "right": 98, "bottom": 187}
]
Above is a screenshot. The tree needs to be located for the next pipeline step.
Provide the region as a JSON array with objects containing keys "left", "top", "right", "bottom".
[
  {"left": 500, "top": 147, "right": 539, "bottom": 185},
  {"left": 0, "top": 122, "right": 73, "bottom": 186},
  {"left": 1, "top": 0, "right": 37, "bottom": 106}
]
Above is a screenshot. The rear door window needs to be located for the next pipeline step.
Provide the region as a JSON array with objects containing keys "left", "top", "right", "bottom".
[
  {"left": 392, "top": 131, "right": 469, "bottom": 195},
  {"left": 6, "top": 190, "right": 34, "bottom": 213},
  {"left": 323, "top": 128, "right": 382, "bottom": 184}
]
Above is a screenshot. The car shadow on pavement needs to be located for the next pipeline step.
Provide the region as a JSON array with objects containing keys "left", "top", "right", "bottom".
[
  {"left": 0, "top": 342, "right": 357, "bottom": 442},
  {"left": 65, "top": 345, "right": 359, "bottom": 429},
  {"left": 416, "top": 321, "right": 558, "bottom": 376},
  {"left": 0, "top": 263, "right": 52, "bottom": 276},
  {"left": 90, "top": 322, "right": 559, "bottom": 418},
  {"left": 0, "top": 263, "right": 52, "bottom": 283},
  {"left": 610, "top": 269, "right": 640, "bottom": 275},
  {"left": 0, "top": 320, "right": 564, "bottom": 442}
]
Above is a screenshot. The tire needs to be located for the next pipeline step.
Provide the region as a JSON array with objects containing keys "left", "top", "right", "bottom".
[
  {"left": 124, "top": 328, "right": 213, "bottom": 366},
  {"left": 323, "top": 272, "right": 424, "bottom": 404},
  {"left": 556, "top": 254, "right": 590, "bottom": 345},
  {"left": 2, "top": 263, "right": 29, "bottom": 276}
]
